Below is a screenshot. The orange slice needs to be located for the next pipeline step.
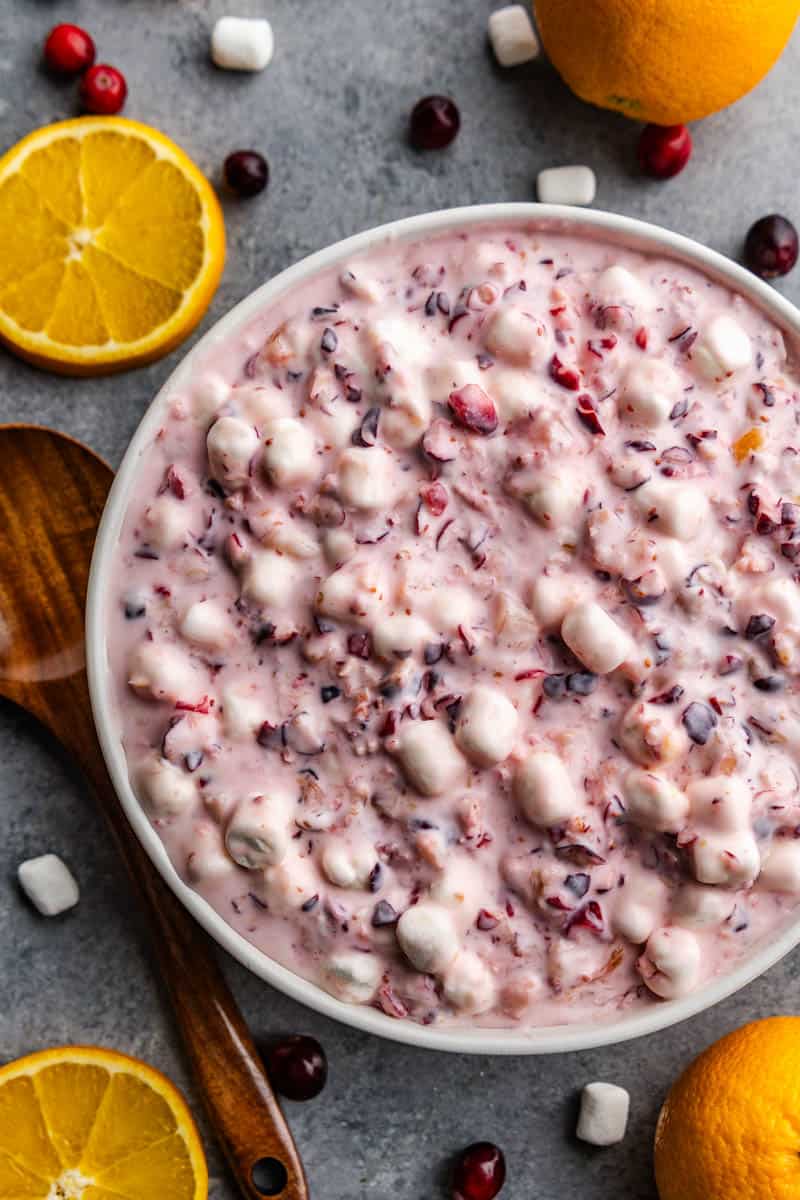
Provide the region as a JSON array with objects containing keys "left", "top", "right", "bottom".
[
  {"left": 0, "top": 1044, "right": 208, "bottom": 1199},
  {"left": 0, "top": 118, "right": 225, "bottom": 375}
]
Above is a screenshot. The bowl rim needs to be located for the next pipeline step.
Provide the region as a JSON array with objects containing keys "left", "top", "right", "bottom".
[{"left": 87, "top": 201, "right": 800, "bottom": 1054}]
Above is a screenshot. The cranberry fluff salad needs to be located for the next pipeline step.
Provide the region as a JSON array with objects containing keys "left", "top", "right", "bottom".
[{"left": 107, "top": 221, "right": 800, "bottom": 1030}]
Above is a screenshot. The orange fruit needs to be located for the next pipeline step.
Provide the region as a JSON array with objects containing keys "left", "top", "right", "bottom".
[
  {"left": 0, "top": 117, "right": 225, "bottom": 375},
  {"left": 533, "top": 0, "right": 799, "bottom": 124},
  {"left": 654, "top": 1017, "right": 800, "bottom": 1200},
  {"left": 0, "top": 1044, "right": 208, "bottom": 1199}
]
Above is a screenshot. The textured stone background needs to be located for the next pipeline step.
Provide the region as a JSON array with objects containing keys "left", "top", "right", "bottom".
[{"left": 2, "top": 3, "right": 800, "bottom": 1197}]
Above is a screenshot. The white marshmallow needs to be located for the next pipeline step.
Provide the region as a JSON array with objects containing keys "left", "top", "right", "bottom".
[
  {"left": 618, "top": 702, "right": 688, "bottom": 767},
  {"left": 455, "top": 685, "right": 518, "bottom": 766},
  {"left": 672, "top": 883, "right": 735, "bottom": 929},
  {"left": 488, "top": 4, "right": 540, "bottom": 66},
  {"left": 527, "top": 574, "right": 583, "bottom": 629},
  {"left": 372, "top": 614, "right": 433, "bottom": 661},
  {"left": 424, "top": 586, "right": 481, "bottom": 634},
  {"left": 491, "top": 369, "right": 536, "bottom": 422},
  {"left": 262, "top": 418, "right": 317, "bottom": 488},
  {"left": 323, "top": 528, "right": 356, "bottom": 566},
  {"left": 618, "top": 361, "right": 682, "bottom": 427},
  {"left": 561, "top": 602, "right": 632, "bottom": 675},
  {"left": 192, "top": 374, "right": 229, "bottom": 424},
  {"left": 693, "top": 315, "right": 751, "bottom": 378},
  {"left": 394, "top": 721, "right": 467, "bottom": 797},
  {"left": 180, "top": 600, "right": 231, "bottom": 651},
  {"left": 321, "top": 843, "right": 377, "bottom": 890},
  {"left": 127, "top": 640, "right": 205, "bottom": 706},
  {"left": 225, "top": 792, "right": 294, "bottom": 869},
  {"left": 536, "top": 165, "right": 596, "bottom": 207},
  {"left": 322, "top": 951, "right": 382, "bottom": 1004},
  {"left": 340, "top": 268, "right": 383, "bottom": 303},
  {"left": 211, "top": 16, "right": 274, "bottom": 71},
  {"left": 241, "top": 550, "right": 299, "bottom": 609},
  {"left": 759, "top": 840, "right": 800, "bottom": 894},
  {"left": 429, "top": 858, "right": 484, "bottom": 929},
  {"left": 523, "top": 476, "right": 580, "bottom": 530},
  {"left": 396, "top": 901, "right": 460, "bottom": 974},
  {"left": 18, "top": 854, "right": 79, "bottom": 917},
  {"left": 207, "top": 417, "right": 259, "bottom": 490},
  {"left": 593, "top": 264, "right": 654, "bottom": 310},
  {"left": 221, "top": 684, "right": 265, "bottom": 740},
  {"left": 426, "top": 359, "right": 482, "bottom": 403},
  {"left": 622, "top": 769, "right": 689, "bottom": 833},
  {"left": 639, "top": 926, "right": 701, "bottom": 999},
  {"left": 612, "top": 898, "right": 658, "bottom": 944},
  {"left": 316, "top": 559, "right": 385, "bottom": 623},
  {"left": 261, "top": 521, "right": 319, "bottom": 560},
  {"left": 514, "top": 751, "right": 577, "bottom": 826},
  {"left": 336, "top": 446, "right": 399, "bottom": 510},
  {"left": 139, "top": 756, "right": 197, "bottom": 818},
  {"left": 492, "top": 590, "right": 538, "bottom": 649},
  {"left": 233, "top": 384, "right": 291, "bottom": 427},
  {"left": 687, "top": 776, "right": 751, "bottom": 832},
  {"left": 443, "top": 951, "right": 496, "bottom": 1014},
  {"left": 758, "top": 577, "right": 800, "bottom": 628},
  {"left": 186, "top": 825, "right": 234, "bottom": 883},
  {"left": 380, "top": 388, "right": 432, "bottom": 449},
  {"left": 263, "top": 851, "right": 318, "bottom": 915},
  {"left": 691, "top": 831, "right": 760, "bottom": 887},
  {"left": 576, "top": 1082, "right": 630, "bottom": 1146},
  {"left": 141, "top": 497, "right": 186, "bottom": 551},
  {"left": 485, "top": 305, "right": 546, "bottom": 365},
  {"left": 636, "top": 482, "right": 707, "bottom": 541}
]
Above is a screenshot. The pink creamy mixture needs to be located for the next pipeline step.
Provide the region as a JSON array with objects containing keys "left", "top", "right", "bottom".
[{"left": 106, "top": 224, "right": 800, "bottom": 1029}]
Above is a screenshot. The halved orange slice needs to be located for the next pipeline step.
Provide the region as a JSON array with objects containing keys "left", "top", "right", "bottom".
[
  {"left": 0, "top": 1044, "right": 208, "bottom": 1198},
  {"left": 0, "top": 117, "right": 225, "bottom": 375}
]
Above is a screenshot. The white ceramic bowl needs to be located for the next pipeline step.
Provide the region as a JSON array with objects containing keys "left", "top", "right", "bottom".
[{"left": 87, "top": 202, "right": 800, "bottom": 1054}]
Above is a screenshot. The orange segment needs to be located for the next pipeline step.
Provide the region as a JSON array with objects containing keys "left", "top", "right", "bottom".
[
  {"left": 0, "top": 1046, "right": 207, "bottom": 1200},
  {"left": 0, "top": 118, "right": 225, "bottom": 374}
]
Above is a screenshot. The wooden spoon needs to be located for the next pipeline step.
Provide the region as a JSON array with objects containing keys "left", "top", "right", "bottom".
[{"left": 0, "top": 424, "right": 308, "bottom": 1200}]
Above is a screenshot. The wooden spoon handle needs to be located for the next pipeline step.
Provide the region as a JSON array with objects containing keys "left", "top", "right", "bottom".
[{"left": 82, "top": 751, "right": 308, "bottom": 1200}]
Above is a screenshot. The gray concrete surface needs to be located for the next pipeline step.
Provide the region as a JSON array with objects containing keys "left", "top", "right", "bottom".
[{"left": 2, "top": 3, "right": 800, "bottom": 1197}]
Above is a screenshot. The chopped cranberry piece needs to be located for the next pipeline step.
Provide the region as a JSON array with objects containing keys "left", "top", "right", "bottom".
[
  {"left": 745, "top": 613, "right": 776, "bottom": 639},
  {"left": 451, "top": 1142, "right": 506, "bottom": 1200},
  {"left": 421, "top": 480, "right": 448, "bottom": 515},
  {"left": 448, "top": 384, "right": 498, "bottom": 435},
  {"left": 637, "top": 123, "right": 692, "bottom": 179},
  {"left": 264, "top": 1035, "right": 327, "bottom": 1102},
  {"left": 476, "top": 909, "right": 499, "bottom": 931},
  {"left": 682, "top": 701, "right": 718, "bottom": 745},
  {"left": 575, "top": 393, "right": 605, "bottom": 436},
  {"left": 347, "top": 632, "right": 372, "bottom": 659},
  {"left": 549, "top": 353, "right": 580, "bottom": 390},
  {"left": 635, "top": 326, "right": 648, "bottom": 350}
]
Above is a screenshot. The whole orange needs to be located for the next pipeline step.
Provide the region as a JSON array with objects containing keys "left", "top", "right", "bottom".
[
  {"left": 533, "top": 0, "right": 799, "bottom": 124},
  {"left": 654, "top": 1017, "right": 800, "bottom": 1200}
]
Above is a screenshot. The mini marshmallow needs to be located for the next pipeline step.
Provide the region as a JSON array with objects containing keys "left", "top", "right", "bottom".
[
  {"left": 221, "top": 684, "right": 266, "bottom": 740},
  {"left": 424, "top": 586, "right": 481, "bottom": 634},
  {"left": 336, "top": 446, "right": 399, "bottom": 510},
  {"left": 241, "top": 550, "right": 299, "bottom": 609},
  {"left": 225, "top": 792, "right": 294, "bottom": 868},
  {"left": 593, "top": 264, "right": 654, "bottom": 310},
  {"left": 396, "top": 901, "right": 460, "bottom": 974},
  {"left": 693, "top": 315, "right": 751, "bottom": 378},
  {"left": 758, "top": 577, "right": 800, "bottom": 628},
  {"left": 455, "top": 685, "right": 518, "bottom": 766},
  {"left": 207, "top": 417, "right": 259, "bottom": 490},
  {"left": 514, "top": 750, "right": 577, "bottom": 826},
  {"left": 484, "top": 306, "right": 546, "bottom": 366},
  {"left": 192, "top": 374, "right": 229, "bottom": 424},
  {"left": 491, "top": 369, "right": 536, "bottom": 421},
  {"left": 323, "top": 528, "right": 356, "bottom": 566},
  {"left": 211, "top": 16, "right": 274, "bottom": 71},
  {"left": 576, "top": 1082, "right": 630, "bottom": 1146},
  {"left": 527, "top": 574, "right": 583, "bottom": 629},
  {"left": 672, "top": 883, "right": 735, "bottom": 929},
  {"left": 128, "top": 640, "right": 205, "bottom": 706},
  {"left": 636, "top": 482, "right": 707, "bottom": 542},
  {"left": 687, "top": 776, "right": 751, "bottom": 832},
  {"left": 639, "top": 926, "right": 701, "bottom": 999},
  {"left": 18, "top": 854, "right": 79, "bottom": 917},
  {"left": 261, "top": 521, "right": 319, "bottom": 560},
  {"left": 372, "top": 613, "right": 432, "bottom": 661},
  {"left": 316, "top": 559, "right": 385, "bottom": 623},
  {"left": 263, "top": 851, "right": 318, "bottom": 915},
  {"left": 536, "top": 165, "right": 596, "bottom": 207},
  {"left": 561, "top": 602, "right": 632, "bottom": 675},
  {"left": 321, "top": 843, "right": 377, "bottom": 890},
  {"left": 691, "top": 831, "right": 760, "bottom": 887},
  {"left": 139, "top": 756, "right": 198, "bottom": 817},
  {"left": 618, "top": 361, "right": 683, "bottom": 427},
  {"left": 619, "top": 702, "right": 688, "bottom": 767},
  {"left": 759, "top": 840, "right": 800, "bottom": 894},
  {"left": 612, "top": 898, "right": 658, "bottom": 945},
  {"left": 523, "top": 476, "right": 580, "bottom": 530},
  {"left": 442, "top": 951, "right": 496, "bottom": 1014},
  {"left": 141, "top": 497, "right": 186, "bottom": 551},
  {"left": 488, "top": 4, "right": 540, "bottom": 67},
  {"left": 180, "top": 600, "right": 231, "bottom": 650},
  {"left": 262, "top": 418, "right": 317, "bottom": 488},
  {"left": 426, "top": 359, "right": 482, "bottom": 403},
  {"left": 322, "top": 951, "right": 382, "bottom": 1004},
  {"left": 429, "top": 857, "right": 484, "bottom": 928},
  {"left": 234, "top": 383, "right": 291, "bottom": 426},
  {"left": 492, "top": 590, "right": 538, "bottom": 649},
  {"left": 380, "top": 388, "right": 432, "bottom": 449},
  {"left": 622, "top": 769, "right": 689, "bottom": 833},
  {"left": 394, "top": 721, "right": 467, "bottom": 797},
  {"left": 186, "top": 824, "right": 234, "bottom": 883}
]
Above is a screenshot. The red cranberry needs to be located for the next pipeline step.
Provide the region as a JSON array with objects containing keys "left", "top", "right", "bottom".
[
  {"left": 452, "top": 1142, "right": 506, "bottom": 1200},
  {"left": 744, "top": 214, "right": 799, "bottom": 279},
  {"left": 44, "top": 23, "right": 95, "bottom": 74},
  {"left": 224, "top": 150, "right": 269, "bottom": 198},
  {"left": 409, "top": 95, "right": 460, "bottom": 150},
  {"left": 637, "top": 124, "right": 692, "bottom": 179},
  {"left": 448, "top": 384, "right": 498, "bottom": 435},
  {"left": 264, "top": 1034, "right": 327, "bottom": 1102},
  {"left": 80, "top": 64, "right": 127, "bottom": 114}
]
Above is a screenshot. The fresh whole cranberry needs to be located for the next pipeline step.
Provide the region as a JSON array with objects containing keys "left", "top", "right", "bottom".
[
  {"left": 80, "top": 64, "right": 127, "bottom": 114},
  {"left": 44, "top": 23, "right": 96, "bottom": 74},
  {"left": 637, "top": 123, "right": 692, "bottom": 179},
  {"left": 409, "top": 95, "right": 460, "bottom": 150},
  {"left": 224, "top": 150, "right": 270, "bottom": 198},
  {"left": 452, "top": 1142, "right": 506, "bottom": 1200},
  {"left": 264, "top": 1034, "right": 327, "bottom": 1101},
  {"left": 744, "top": 214, "right": 799, "bottom": 279}
]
